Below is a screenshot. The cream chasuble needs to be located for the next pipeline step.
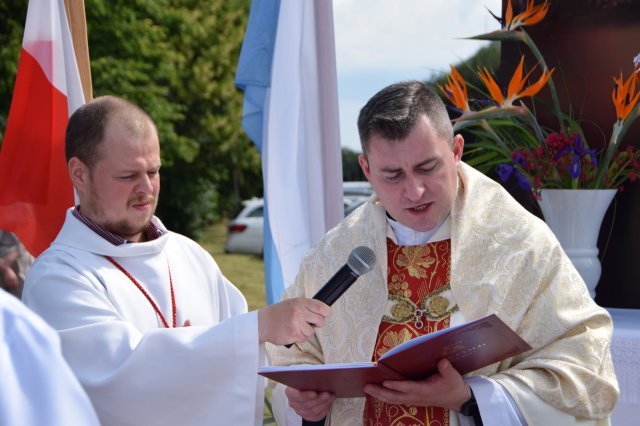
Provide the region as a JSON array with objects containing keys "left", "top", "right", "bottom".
[{"left": 267, "top": 162, "right": 618, "bottom": 426}]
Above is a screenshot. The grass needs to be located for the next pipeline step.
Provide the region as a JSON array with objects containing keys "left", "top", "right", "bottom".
[
  {"left": 198, "top": 220, "right": 267, "bottom": 311},
  {"left": 197, "top": 221, "right": 276, "bottom": 424}
]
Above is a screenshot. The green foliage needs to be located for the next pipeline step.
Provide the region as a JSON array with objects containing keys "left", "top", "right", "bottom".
[
  {"left": 86, "top": 0, "right": 260, "bottom": 236},
  {"left": 342, "top": 147, "right": 365, "bottom": 181},
  {"left": 0, "top": 0, "right": 261, "bottom": 238},
  {"left": 0, "top": 1, "right": 28, "bottom": 141}
]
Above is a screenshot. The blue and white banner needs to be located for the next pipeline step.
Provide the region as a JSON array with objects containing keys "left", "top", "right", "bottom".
[{"left": 236, "top": 0, "right": 343, "bottom": 304}]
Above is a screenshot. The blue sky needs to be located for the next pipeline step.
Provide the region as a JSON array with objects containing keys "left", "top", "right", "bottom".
[{"left": 333, "top": 0, "right": 502, "bottom": 152}]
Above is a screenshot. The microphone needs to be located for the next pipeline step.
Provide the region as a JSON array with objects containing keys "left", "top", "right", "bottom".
[
  {"left": 285, "top": 246, "right": 376, "bottom": 349},
  {"left": 311, "top": 246, "right": 376, "bottom": 305}
]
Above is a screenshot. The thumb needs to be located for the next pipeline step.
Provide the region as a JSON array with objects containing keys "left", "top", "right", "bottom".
[{"left": 437, "top": 358, "right": 453, "bottom": 377}]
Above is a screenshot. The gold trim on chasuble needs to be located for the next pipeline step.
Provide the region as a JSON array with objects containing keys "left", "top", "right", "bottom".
[{"left": 364, "top": 238, "right": 458, "bottom": 426}]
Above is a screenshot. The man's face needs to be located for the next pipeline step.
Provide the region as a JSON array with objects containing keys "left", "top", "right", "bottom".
[
  {"left": 74, "top": 120, "right": 161, "bottom": 242},
  {"left": 359, "top": 115, "right": 463, "bottom": 232}
]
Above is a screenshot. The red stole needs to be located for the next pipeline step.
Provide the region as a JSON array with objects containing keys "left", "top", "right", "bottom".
[{"left": 363, "top": 238, "right": 456, "bottom": 426}]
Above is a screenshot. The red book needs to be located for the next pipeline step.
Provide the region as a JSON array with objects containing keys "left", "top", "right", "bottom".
[{"left": 260, "top": 314, "right": 532, "bottom": 398}]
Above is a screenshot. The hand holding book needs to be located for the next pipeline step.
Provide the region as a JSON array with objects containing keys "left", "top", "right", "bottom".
[{"left": 260, "top": 314, "right": 531, "bottom": 398}]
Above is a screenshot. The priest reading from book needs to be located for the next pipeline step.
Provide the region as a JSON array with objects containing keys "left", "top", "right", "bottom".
[
  {"left": 267, "top": 81, "right": 619, "bottom": 426},
  {"left": 21, "top": 96, "right": 332, "bottom": 426}
]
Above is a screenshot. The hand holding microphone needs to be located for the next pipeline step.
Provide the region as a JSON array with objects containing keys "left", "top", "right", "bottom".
[
  {"left": 284, "top": 246, "right": 377, "bottom": 348},
  {"left": 285, "top": 246, "right": 376, "bottom": 426}
]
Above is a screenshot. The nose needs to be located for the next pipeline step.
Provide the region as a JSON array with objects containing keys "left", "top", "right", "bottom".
[
  {"left": 136, "top": 174, "right": 154, "bottom": 194},
  {"left": 404, "top": 173, "right": 426, "bottom": 202}
]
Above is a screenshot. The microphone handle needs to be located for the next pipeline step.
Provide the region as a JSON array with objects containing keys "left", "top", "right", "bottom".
[
  {"left": 312, "top": 263, "right": 359, "bottom": 306},
  {"left": 302, "top": 419, "right": 326, "bottom": 426},
  {"left": 284, "top": 264, "right": 359, "bottom": 349}
]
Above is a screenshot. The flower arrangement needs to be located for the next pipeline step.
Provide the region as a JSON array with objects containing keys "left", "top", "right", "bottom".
[{"left": 437, "top": 0, "right": 640, "bottom": 197}]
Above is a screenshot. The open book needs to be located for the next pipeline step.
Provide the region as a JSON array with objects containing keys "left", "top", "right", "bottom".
[{"left": 260, "top": 314, "right": 531, "bottom": 398}]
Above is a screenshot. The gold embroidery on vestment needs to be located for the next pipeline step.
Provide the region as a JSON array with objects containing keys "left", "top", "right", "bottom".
[{"left": 383, "top": 284, "right": 458, "bottom": 324}]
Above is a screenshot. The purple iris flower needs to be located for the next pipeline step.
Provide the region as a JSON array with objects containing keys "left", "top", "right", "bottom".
[
  {"left": 553, "top": 134, "right": 598, "bottom": 167},
  {"left": 569, "top": 152, "right": 581, "bottom": 179},
  {"left": 497, "top": 163, "right": 531, "bottom": 190},
  {"left": 497, "top": 164, "right": 514, "bottom": 182},
  {"left": 573, "top": 135, "right": 598, "bottom": 166},
  {"left": 514, "top": 171, "right": 532, "bottom": 190},
  {"left": 513, "top": 151, "right": 527, "bottom": 168}
]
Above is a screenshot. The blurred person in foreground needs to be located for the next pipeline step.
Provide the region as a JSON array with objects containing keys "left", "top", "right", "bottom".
[
  {"left": 22, "top": 95, "right": 331, "bottom": 426},
  {"left": 0, "top": 230, "right": 34, "bottom": 298},
  {"left": 267, "top": 81, "right": 618, "bottom": 425},
  {"left": 0, "top": 287, "right": 100, "bottom": 425}
]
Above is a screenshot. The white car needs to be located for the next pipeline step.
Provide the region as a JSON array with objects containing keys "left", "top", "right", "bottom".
[
  {"left": 224, "top": 198, "right": 265, "bottom": 255},
  {"left": 225, "top": 183, "right": 372, "bottom": 256}
]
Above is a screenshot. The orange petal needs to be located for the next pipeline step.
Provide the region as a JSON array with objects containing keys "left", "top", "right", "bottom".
[
  {"left": 478, "top": 67, "right": 504, "bottom": 105},
  {"left": 505, "top": 0, "right": 513, "bottom": 28},
  {"left": 521, "top": 0, "right": 549, "bottom": 26},
  {"left": 438, "top": 65, "right": 470, "bottom": 112},
  {"left": 507, "top": 56, "right": 527, "bottom": 99},
  {"left": 507, "top": 0, "right": 549, "bottom": 30},
  {"left": 519, "top": 67, "right": 554, "bottom": 99},
  {"left": 613, "top": 71, "right": 640, "bottom": 121}
]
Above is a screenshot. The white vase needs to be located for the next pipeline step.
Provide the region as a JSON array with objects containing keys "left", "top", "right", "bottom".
[{"left": 538, "top": 189, "right": 617, "bottom": 299}]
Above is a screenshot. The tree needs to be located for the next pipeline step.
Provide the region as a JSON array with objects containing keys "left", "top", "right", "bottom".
[
  {"left": 87, "top": 0, "right": 261, "bottom": 237},
  {"left": 342, "top": 147, "right": 365, "bottom": 181},
  {"left": 0, "top": 1, "right": 28, "bottom": 140},
  {"left": 0, "top": 0, "right": 262, "bottom": 238}
]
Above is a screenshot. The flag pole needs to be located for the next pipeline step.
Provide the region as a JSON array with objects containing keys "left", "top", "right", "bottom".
[{"left": 63, "top": 0, "right": 92, "bottom": 101}]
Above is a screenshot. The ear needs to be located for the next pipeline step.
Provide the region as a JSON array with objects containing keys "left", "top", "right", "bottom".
[
  {"left": 452, "top": 134, "right": 465, "bottom": 164},
  {"left": 358, "top": 154, "right": 371, "bottom": 181},
  {"left": 68, "top": 157, "right": 89, "bottom": 191}
]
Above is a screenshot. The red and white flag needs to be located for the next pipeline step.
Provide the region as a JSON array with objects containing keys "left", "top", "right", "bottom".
[{"left": 0, "top": 0, "right": 85, "bottom": 256}]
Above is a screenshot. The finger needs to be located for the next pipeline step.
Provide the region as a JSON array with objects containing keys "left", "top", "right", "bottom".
[
  {"left": 296, "top": 394, "right": 334, "bottom": 420},
  {"left": 301, "top": 311, "right": 328, "bottom": 329},
  {"left": 286, "top": 388, "right": 329, "bottom": 402},
  {"left": 380, "top": 379, "right": 417, "bottom": 394},
  {"left": 284, "top": 386, "right": 307, "bottom": 401},
  {"left": 305, "top": 299, "right": 333, "bottom": 316},
  {"left": 437, "top": 358, "right": 461, "bottom": 383},
  {"left": 363, "top": 384, "right": 405, "bottom": 404}
]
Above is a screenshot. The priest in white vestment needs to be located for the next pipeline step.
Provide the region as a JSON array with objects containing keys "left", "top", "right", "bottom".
[
  {"left": 267, "top": 81, "right": 619, "bottom": 426},
  {"left": 22, "top": 96, "right": 331, "bottom": 426}
]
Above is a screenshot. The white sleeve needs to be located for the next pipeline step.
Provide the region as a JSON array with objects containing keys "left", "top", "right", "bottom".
[
  {"left": 0, "top": 291, "right": 100, "bottom": 426},
  {"left": 456, "top": 376, "right": 527, "bottom": 426},
  {"left": 271, "top": 382, "right": 303, "bottom": 426},
  {"left": 459, "top": 375, "right": 606, "bottom": 426}
]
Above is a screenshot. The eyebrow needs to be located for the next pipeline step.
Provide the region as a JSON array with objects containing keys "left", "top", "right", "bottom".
[{"left": 380, "top": 157, "right": 437, "bottom": 173}]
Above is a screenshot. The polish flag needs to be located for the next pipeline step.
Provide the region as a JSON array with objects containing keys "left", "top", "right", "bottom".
[{"left": 0, "top": 0, "right": 85, "bottom": 256}]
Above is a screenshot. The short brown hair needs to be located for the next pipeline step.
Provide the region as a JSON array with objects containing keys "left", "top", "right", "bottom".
[
  {"left": 357, "top": 81, "right": 453, "bottom": 154},
  {"left": 65, "top": 96, "right": 156, "bottom": 168}
]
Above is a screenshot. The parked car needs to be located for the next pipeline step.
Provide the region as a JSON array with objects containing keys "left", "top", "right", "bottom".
[
  {"left": 224, "top": 198, "right": 264, "bottom": 255},
  {"left": 344, "top": 196, "right": 368, "bottom": 217},
  {"left": 225, "top": 183, "right": 372, "bottom": 255},
  {"left": 343, "top": 181, "right": 372, "bottom": 197}
]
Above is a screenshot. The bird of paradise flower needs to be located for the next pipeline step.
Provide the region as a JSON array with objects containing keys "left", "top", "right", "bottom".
[{"left": 437, "top": 0, "right": 640, "bottom": 190}]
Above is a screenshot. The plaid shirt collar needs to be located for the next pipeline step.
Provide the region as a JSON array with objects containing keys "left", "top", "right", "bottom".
[{"left": 72, "top": 206, "right": 165, "bottom": 246}]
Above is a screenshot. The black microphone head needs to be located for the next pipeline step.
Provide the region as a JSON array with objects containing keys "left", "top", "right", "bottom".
[{"left": 347, "top": 246, "right": 376, "bottom": 276}]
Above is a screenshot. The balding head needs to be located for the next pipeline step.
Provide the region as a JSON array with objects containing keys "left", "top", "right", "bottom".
[{"left": 65, "top": 95, "right": 157, "bottom": 170}]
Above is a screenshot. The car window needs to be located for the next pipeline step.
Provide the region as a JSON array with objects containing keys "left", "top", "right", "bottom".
[
  {"left": 247, "top": 206, "right": 264, "bottom": 218},
  {"left": 345, "top": 197, "right": 367, "bottom": 217}
]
